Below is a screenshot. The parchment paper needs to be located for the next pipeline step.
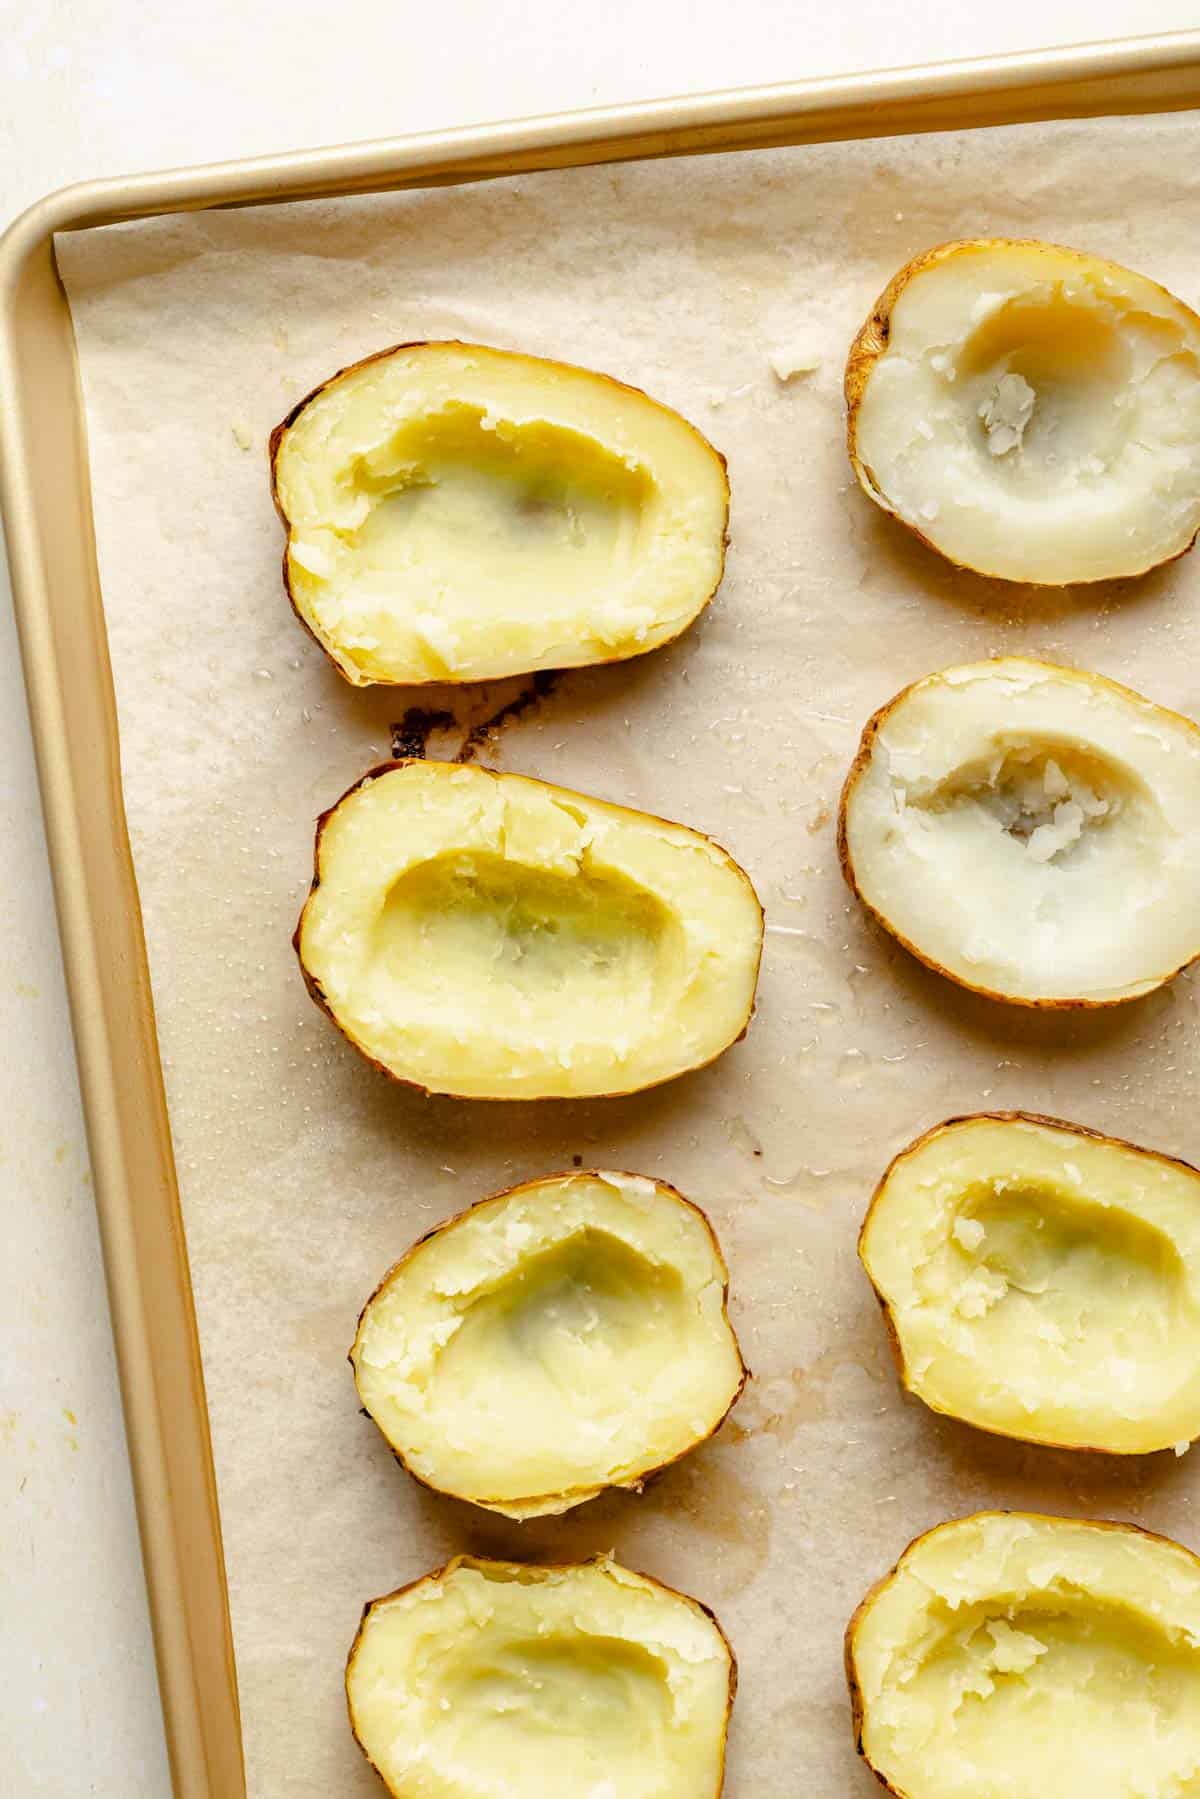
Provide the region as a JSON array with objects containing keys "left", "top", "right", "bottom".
[{"left": 58, "top": 109, "right": 1200, "bottom": 1797}]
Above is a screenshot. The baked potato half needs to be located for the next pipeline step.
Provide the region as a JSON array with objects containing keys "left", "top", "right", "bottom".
[
  {"left": 861, "top": 1112, "right": 1200, "bottom": 1454},
  {"left": 271, "top": 340, "right": 729, "bottom": 685},
  {"left": 846, "top": 238, "right": 1200, "bottom": 583},
  {"left": 348, "top": 1554, "right": 736, "bottom": 1799},
  {"left": 352, "top": 1168, "right": 746, "bottom": 1517},
  {"left": 296, "top": 759, "right": 764, "bottom": 1098},
  {"left": 839, "top": 658, "right": 1200, "bottom": 1006},
  {"left": 848, "top": 1511, "right": 1200, "bottom": 1799}
]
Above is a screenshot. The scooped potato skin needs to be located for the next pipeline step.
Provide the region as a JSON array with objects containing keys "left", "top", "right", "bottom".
[
  {"left": 349, "top": 1169, "right": 750, "bottom": 1516},
  {"left": 844, "top": 238, "right": 1200, "bottom": 585},
  {"left": 860, "top": 1111, "right": 1200, "bottom": 1455},
  {"left": 844, "top": 1511, "right": 1200, "bottom": 1798},
  {"left": 837, "top": 659, "right": 1200, "bottom": 1009},
  {"left": 295, "top": 759, "right": 764, "bottom": 1100},
  {"left": 346, "top": 1554, "right": 739, "bottom": 1798},
  {"left": 269, "top": 339, "right": 731, "bottom": 687},
  {"left": 268, "top": 342, "right": 422, "bottom": 675}
]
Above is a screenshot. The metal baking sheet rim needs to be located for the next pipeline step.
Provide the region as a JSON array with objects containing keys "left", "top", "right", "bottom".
[{"left": 1, "top": 31, "right": 1198, "bottom": 1798}]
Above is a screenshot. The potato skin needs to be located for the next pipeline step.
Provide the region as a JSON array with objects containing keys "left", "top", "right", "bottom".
[
  {"left": 844, "top": 238, "right": 1200, "bottom": 585},
  {"left": 844, "top": 1511, "right": 1200, "bottom": 1798},
  {"left": 295, "top": 758, "right": 764, "bottom": 1100},
  {"left": 837, "top": 659, "right": 1200, "bottom": 1009},
  {"left": 347, "top": 1554, "right": 738, "bottom": 1798},
  {"left": 859, "top": 1111, "right": 1200, "bottom": 1456},
  {"left": 269, "top": 339, "right": 731, "bottom": 687},
  {"left": 349, "top": 1168, "right": 750, "bottom": 1515}
]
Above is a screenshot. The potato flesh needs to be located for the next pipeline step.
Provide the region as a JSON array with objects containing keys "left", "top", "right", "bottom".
[
  {"left": 852, "top": 241, "right": 1200, "bottom": 582},
  {"left": 842, "top": 659, "right": 1200, "bottom": 1002},
  {"left": 851, "top": 1513, "right": 1200, "bottom": 1799},
  {"left": 298, "top": 762, "right": 762, "bottom": 1098},
  {"left": 348, "top": 1557, "right": 732, "bottom": 1799},
  {"left": 274, "top": 342, "right": 728, "bottom": 683},
  {"left": 353, "top": 1172, "right": 744, "bottom": 1515},
  {"left": 862, "top": 1116, "right": 1200, "bottom": 1452}
]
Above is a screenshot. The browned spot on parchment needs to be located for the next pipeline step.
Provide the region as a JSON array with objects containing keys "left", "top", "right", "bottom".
[
  {"left": 388, "top": 671, "right": 561, "bottom": 765},
  {"left": 455, "top": 670, "right": 560, "bottom": 762},
  {"left": 389, "top": 707, "right": 457, "bottom": 760}
]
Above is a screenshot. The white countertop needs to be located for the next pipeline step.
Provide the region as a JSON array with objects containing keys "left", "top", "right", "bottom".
[{"left": 2, "top": 3, "right": 1194, "bottom": 1791}]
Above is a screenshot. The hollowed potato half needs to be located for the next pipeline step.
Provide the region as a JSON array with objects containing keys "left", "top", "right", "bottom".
[
  {"left": 270, "top": 340, "right": 729, "bottom": 685},
  {"left": 847, "top": 1511, "right": 1200, "bottom": 1799},
  {"left": 861, "top": 1113, "right": 1200, "bottom": 1454},
  {"left": 839, "top": 658, "right": 1200, "bottom": 1005},
  {"left": 352, "top": 1169, "right": 746, "bottom": 1517},
  {"left": 348, "top": 1554, "right": 735, "bottom": 1799},
  {"left": 846, "top": 239, "right": 1200, "bottom": 583},
  {"left": 296, "top": 760, "right": 763, "bottom": 1098}
]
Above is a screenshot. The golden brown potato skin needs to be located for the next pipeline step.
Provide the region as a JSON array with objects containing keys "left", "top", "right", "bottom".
[
  {"left": 844, "top": 1511, "right": 1200, "bottom": 1798},
  {"left": 859, "top": 1111, "right": 1200, "bottom": 1453},
  {"left": 349, "top": 1169, "right": 750, "bottom": 1513},
  {"left": 346, "top": 1554, "right": 739, "bottom": 1799},
  {"left": 837, "top": 660, "right": 1200, "bottom": 1009},
  {"left": 844, "top": 239, "right": 1200, "bottom": 585},
  {"left": 295, "top": 758, "right": 763, "bottom": 1098},
  {"left": 269, "top": 339, "right": 730, "bottom": 686}
]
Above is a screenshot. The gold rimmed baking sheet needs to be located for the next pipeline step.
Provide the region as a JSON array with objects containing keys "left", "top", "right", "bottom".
[{"left": 3, "top": 32, "right": 1200, "bottom": 1795}]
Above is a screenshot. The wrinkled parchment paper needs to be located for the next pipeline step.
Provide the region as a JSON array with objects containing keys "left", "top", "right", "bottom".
[{"left": 58, "top": 109, "right": 1200, "bottom": 1797}]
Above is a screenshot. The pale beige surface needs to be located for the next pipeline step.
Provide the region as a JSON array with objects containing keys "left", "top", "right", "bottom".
[{"left": 58, "top": 110, "right": 1200, "bottom": 1798}]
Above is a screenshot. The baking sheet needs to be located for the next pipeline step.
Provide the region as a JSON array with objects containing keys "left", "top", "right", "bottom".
[{"left": 57, "top": 108, "right": 1200, "bottom": 1797}]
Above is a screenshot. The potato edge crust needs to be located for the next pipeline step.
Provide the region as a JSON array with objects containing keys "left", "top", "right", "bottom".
[
  {"left": 858, "top": 1111, "right": 1200, "bottom": 1456},
  {"left": 843, "top": 238, "right": 1200, "bottom": 586},
  {"left": 295, "top": 759, "right": 765, "bottom": 1101},
  {"left": 349, "top": 1167, "right": 750, "bottom": 1516},
  {"left": 345, "top": 1553, "right": 738, "bottom": 1798},
  {"left": 836, "top": 659, "right": 1200, "bottom": 1009},
  {"left": 269, "top": 339, "right": 731, "bottom": 689}
]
